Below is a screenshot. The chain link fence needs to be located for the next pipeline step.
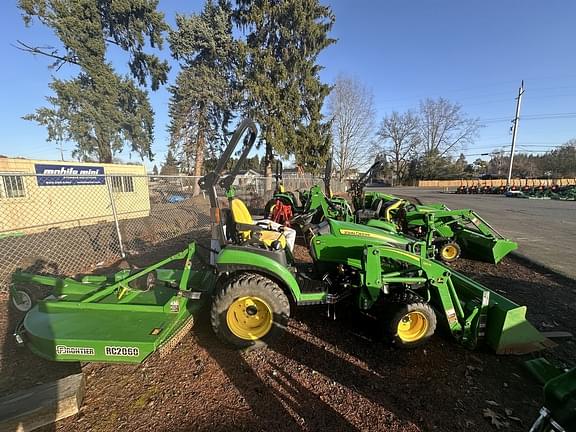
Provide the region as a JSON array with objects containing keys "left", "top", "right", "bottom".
[
  {"left": 0, "top": 174, "right": 210, "bottom": 292},
  {"left": 0, "top": 172, "right": 350, "bottom": 291}
]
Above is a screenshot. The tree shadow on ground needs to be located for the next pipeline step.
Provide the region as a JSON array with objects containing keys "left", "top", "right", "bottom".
[
  {"left": 193, "top": 332, "right": 356, "bottom": 431},
  {"left": 188, "top": 312, "right": 421, "bottom": 432},
  {"left": 1, "top": 259, "right": 81, "bottom": 432}
]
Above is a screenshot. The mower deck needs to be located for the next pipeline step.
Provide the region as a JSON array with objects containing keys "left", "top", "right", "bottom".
[
  {"left": 25, "top": 305, "right": 189, "bottom": 363},
  {"left": 14, "top": 243, "right": 215, "bottom": 364},
  {"left": 21, "top": 270, "right": 214, "bottom": 363}
]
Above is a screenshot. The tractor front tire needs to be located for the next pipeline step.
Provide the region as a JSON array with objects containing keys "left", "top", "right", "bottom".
[
  {"left": 210, "top": 273, "right": 290, "bottom": 349},
  {"left": 438, "top": 241, "right": 461, "bottom": 263},
  {"left": 385, "top": 294, "right": 437, "bottom": 349}
]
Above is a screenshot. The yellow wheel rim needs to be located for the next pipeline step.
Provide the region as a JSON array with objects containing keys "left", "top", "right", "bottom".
[
  {"left": 226, "top": 296, "right": 273, "bottom": 341},
  {"left": 397, "top": 311, "right": 429, "bottom": 342},
  {"left": 441, "top": 244, "right": 458, "bottom": 260}
]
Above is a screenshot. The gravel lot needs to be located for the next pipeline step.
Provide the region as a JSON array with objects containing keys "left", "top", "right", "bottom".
[
  {"left": 2, "top": 243, "right": 575, "bottom": 432},
  {"left": 1, "top": 193, "right": 575, "bottom": 431}
]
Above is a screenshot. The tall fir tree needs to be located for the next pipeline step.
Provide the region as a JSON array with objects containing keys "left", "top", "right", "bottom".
[
  {"left": 235, "top": 0, "right": 335, "bottom": 181},
  {"left": 18, "top": 0, "right": 169, "bottom": 163},
  {"left": 160, "top": 149, "right": 179, "bottom": 175},
  {"left": 168, "top": 0, "right": 239, "bottom": 194}
]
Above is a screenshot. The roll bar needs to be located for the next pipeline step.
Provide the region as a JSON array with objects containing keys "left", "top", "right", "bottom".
[
  {"left": 349, "top": 159, "right": 386, "bottom": 199},
  {"left": 198, "top": 119, "right": 258, "bottom": 248},
  {"left": 198, "top": 118, "right": 258, "bottom": 208}
]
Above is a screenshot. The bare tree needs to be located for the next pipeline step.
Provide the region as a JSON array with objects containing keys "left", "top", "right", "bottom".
[
  {"left": 328, "top": 75, "right": 375, "bottom": 180},
  {"left": 419, "top": 97, "right": 480, "bottom": 158},
  {"left": 377, "top": 110, "right": 420, "bottom": 184}
]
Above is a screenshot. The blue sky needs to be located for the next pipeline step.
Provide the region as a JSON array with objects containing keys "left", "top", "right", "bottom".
[{"left": 0, "top": 0, "right": 575, "bottom": 169}]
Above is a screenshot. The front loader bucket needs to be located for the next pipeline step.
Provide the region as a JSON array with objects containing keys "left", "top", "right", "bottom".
[
  {"left": 448, "top": 270, "right": 554, "bottom": 354},
  {"left": 456, "top": 228, "right": 518, "bottom": 264}
]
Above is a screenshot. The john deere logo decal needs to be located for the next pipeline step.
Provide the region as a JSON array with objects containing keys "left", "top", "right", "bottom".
[{"left": 339, "top": 229, "right": 388, "bottom": 240}]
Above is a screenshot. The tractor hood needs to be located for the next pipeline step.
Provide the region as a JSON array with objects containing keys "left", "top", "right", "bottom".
[{"left": 328, "top": 219, "right": 411, "bottom": 246}]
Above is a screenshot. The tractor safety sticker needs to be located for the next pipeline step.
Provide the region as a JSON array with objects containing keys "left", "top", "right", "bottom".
[
  {"left": 105, "top": 346, "right": 140, "bottom": 357},
  {"left": 446, "top": 308, "right": 458, "bottom": 325},
  {"left": 170, "top": 299, "right": 180, "bottom": 312},
  {"left": 56, "top": 345, "right": 95, "bottom": 356}
]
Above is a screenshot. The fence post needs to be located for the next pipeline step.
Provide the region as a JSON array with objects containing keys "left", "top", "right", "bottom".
[{"left": 106, "top": 176, "right": 126, "bottom": 258}]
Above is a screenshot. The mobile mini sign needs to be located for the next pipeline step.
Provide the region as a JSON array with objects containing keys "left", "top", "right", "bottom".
[{"left": 35, "top": 163, "right": 105, "bottom": 186}]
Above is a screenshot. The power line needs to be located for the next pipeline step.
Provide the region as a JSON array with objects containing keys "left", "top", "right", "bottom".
[
  {"left": 460, "top": 148, "right": 559, "bottom": 157},
  {"left": 479, "top": 112, "right": 576, "bottom": 124},
  {"left": 471, "top": 143, "right": 562, "bottom": 148}
]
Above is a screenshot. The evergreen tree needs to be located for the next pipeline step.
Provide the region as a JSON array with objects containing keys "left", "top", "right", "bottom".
[
  {"left": 152, "top": 164, "right": 159, "bottom": 175},
  {"left": 168, "top": 0, "right": 239, "bottom": 194},
  {"left": 160, "top": 150, "right": 179, "bottom": 175},
  {"left": 18, "top": 0, "right": 169, "bottom": 163},
  {"left": 235, "top": 0, "right": 335, "bottom": 181},
  {"left": 454, "top": 153, "right": 468, "bottom": 175}
]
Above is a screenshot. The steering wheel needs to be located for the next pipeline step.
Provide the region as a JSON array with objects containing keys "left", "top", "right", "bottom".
[
  {"left": 326, "top": 198, "right": 340, "bottom": 212},
  {"left": 403, "top": 202, "right": 417, "bottom": 213},
  {"left": 291, "top": 208, "right": 317, "bottom": 228}
]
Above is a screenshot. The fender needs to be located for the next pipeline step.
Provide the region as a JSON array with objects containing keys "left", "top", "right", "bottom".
[
  {"left": 270, "top": 192, "right": 296, "bottom": 208},
  {"left": 216, "top": 247, "right": 325, "bottom": 304}
]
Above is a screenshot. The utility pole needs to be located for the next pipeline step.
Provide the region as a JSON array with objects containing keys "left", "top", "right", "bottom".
[
  {"left": 506, "top": 80, "right": 525, "bottom": 188},
  {"left": 56, "top": 143, "right": 65, "bottom": 161}
]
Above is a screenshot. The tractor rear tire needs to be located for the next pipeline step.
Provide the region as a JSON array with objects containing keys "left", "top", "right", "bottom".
[
  {"left": 438, "top": 241, "right": 461, "bottom": 263},
  {"left": 385, "top": 292, "right": 436, "bottom": 349},
  {"left": 210, "top": 273, "right": 290, "bottom": 349}
]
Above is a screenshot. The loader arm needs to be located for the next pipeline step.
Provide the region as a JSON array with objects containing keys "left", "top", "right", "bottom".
[
  {"left": 409, "top": 209, "right": 518, "bottom": 264},
  {"left": 418, "top": 209, "right": 504, "bottom": 238},
  {"left": 349, "top": 159, "right": 387, "bottom": 209},
  {"left": 360, "top": 244, "right": 551, "bottom": 354}
]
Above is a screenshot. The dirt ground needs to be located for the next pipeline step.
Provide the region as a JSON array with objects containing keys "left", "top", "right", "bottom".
[{"left": 1, "top": 238, "right": 575, "bottom": 432}]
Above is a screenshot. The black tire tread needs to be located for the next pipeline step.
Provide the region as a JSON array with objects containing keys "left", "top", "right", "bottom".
[
  {"left": 210, "top": 273, "right": 290, "bottom": 349},
  {"left": 10, "top": 284, "right": 49, "bottom": 314},
  {"left": 384, "top": 291, "right": 437, "bottom": 349},
  {"left": 438, "top": 241, "right": 461, "bottom": 263}
]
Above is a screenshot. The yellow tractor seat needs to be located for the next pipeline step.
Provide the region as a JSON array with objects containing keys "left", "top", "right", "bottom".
[{"left": 230, "top": 198, "right": 287, "bottom": 249}]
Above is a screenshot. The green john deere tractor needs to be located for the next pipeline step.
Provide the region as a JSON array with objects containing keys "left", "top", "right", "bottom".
[
  {"left": 11, "top": 119, "right": 551, "bottom": 364},
  {"left": 264, "top": 157, "right": 353, "bottom": 226},
  {"left": 263, "top": 160, "right": 306, "bottom": 223},
  {"left": 349, "top": 163, "right": 518, "bottom": 264}
]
